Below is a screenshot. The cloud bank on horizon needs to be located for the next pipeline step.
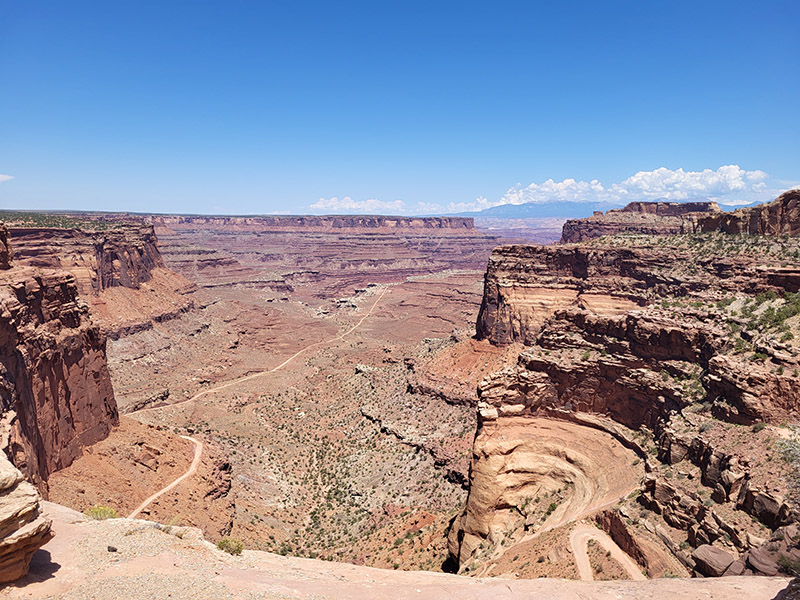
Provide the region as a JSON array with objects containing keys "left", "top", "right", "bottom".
[{"left": 309, "top": 165, "right": 783, "bottom": 215}]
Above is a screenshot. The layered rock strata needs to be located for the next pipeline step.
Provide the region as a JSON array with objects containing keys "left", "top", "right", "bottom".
[
  {"left": 698, "top": 189, "right": 800, "bottom": 236},
  {"left": 0, "top": 265, "right": 118, "bottom": 489},
  {"left": 9, "top": 223, "right": 164, "bottom": 297},
  {"left": 560, "top": 201, "right": 721, "bottom": 243},
  {"left": 0, "top": 226, "right": 10, "bottom": 270},
  {"left": 477, "top": 243, "right": 800, "bottom": 345},
  {"left": 148, "top": 214, "right": 501, "bottom": 296},
  {"left": 0, "top": 451, "right": 52, "bottom": 583},
  {"left": 451, "top": 235, "right": 800, "bottom": 573}
]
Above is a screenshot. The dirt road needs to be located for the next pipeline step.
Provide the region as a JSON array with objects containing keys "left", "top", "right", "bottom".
[
  {"left": 134, "top": 286, "right": 389, "bottom": 415},
  {"left": 570, "top": 522, "right": 647, "bottom": 581},
  {"left": 127, "top": 435, "right": 203, "bottom": 519}
]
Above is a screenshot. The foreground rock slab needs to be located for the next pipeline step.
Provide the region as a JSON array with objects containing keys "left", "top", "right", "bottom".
[
  {"left": 1, "top": 502, "right": 790, "bottom": 600},
  {"left": 0, "top": 454, "right": 52, "bottom": 583}
]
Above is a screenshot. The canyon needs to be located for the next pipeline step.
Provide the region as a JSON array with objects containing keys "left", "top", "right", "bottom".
[
  {"left": 448, "top": 190, "right": 800, "bottom": 582},
  {"left": 1, "top": 195, "right": 799, "bottom": 597}
]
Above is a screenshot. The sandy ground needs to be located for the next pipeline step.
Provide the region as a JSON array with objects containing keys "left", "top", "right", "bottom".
[{"left": 2, "top": 502, "right": 791, "bottom": 600}]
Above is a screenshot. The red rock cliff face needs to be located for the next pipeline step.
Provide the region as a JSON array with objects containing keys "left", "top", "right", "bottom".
[
  {"left": 0, "top": 265, "right": 118, "bottom": 491},
  {"left": 0, "top": 226, "right": 10, "bottom": 270},
  {"left": 450, "top": 236, "right": 800, "bottom": 571},
  {"left": 560, "top": 201, "right": 721, "bottom": 243},
  {"left": 476, "top": 243, "right": 799, "bottom": 345},
  {"left": 9, "top": 224, "right": 164, "bottom": 297},
  {"left": 699, "top": 189, "right": 800, "bottom": 236}
]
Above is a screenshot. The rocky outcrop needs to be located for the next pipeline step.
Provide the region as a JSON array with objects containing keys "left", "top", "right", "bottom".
[
  {"left": 476, "top": 243, "right": 800, "bottom": 346},
  {"left": 9, "top": 223, "right": 164, "bottom": 297},
  {"left": 560, "top": 201, "right": 721, "bottom": 243},
  {"left": 0, "top": 226, "right": 10, "bottom": 270},
  {"left": 452, "top": 230, "right": 800, "bottom": 574},
  {"left": 699, "top": 189, "right": 800, "bottom": 236},
  {"left": 0, "top": 266, "right": 118, "bottom": 489},
  {"left": 692, "top": 544, "right": 735, "bottom": 577},
  {"left": 446, "top": 416, "right": 642, "bottom": 569},
  {"left": 0, "top": 451, "right": 52, "bottom": 583}
]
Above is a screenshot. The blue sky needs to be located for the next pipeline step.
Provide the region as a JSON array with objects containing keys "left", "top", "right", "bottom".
[{"left": 1, "top": 1, "right": 798, "bottom": 215}]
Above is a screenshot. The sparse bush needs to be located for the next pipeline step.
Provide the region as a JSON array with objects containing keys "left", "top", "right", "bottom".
[
  {"left": 779, "top": 430, "right": 800, "bottom": 507},
  {"left": 778, "top": 553, "right": 800, "bottom": 576},
  {"left": 217, "top": 537, "right": 244, "bottom": 555},
  {"left": 84, "top": 505, "right": 118, "bottom": 520}
]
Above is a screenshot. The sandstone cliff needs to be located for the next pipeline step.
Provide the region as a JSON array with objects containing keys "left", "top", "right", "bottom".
[
  {"left": 560, "top": 201, "right": 721, "bottom": 243},
  {"left": 0, "top": 226, "right": 10, "bottom": 270},
  {"left": 4, "top": 219, "right": 196, "bottom": 339},
  {"left": 452, "top": 233, "right": 800, "bottom": 575},
  {"left": 477, "top": 243, "right": 800, "bottom": 345},
  {"left": 0, "top": 451, "right": 52, "bottom": 583},
  {"left": 699, "top": 189, "right": 800, "bottom": 236},
  {"left": 150, "top": 214, "right": 477, "bottom": 232},
  {"left": 0, "top": 265, "right": 118, "bottom": 489},
  {"left": 9, "top": 223, "right": 164, "bottom": 297}
]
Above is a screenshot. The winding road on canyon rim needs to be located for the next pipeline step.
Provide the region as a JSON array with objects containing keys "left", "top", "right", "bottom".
[
  {"left": 127, "top": 435, "right": 204, "bottom": 519},
  {"left": 128, "top": 286, "right": 389, "bottom": 518},
  {"left": 570, "top": 522, "right": 647, "bottom": 581}
]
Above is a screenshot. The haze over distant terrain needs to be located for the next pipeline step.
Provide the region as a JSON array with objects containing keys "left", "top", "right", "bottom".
[{"left": 1, "top": 2, "right": 798, "bottom": 215}]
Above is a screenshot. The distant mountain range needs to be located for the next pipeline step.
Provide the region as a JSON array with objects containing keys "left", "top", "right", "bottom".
[{"left": 448, "top": 198, "right": 768, "bottom": 220}]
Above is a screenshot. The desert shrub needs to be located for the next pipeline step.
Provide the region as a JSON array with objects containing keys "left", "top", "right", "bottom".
[
  {"left": 778, "top": 553, "right": 800, "bottom": 577},
  {"left": 779, "top": 430, "right": 800, "bottom": 507},
  {"left": 699, "top": 422, "right": 714, "bottom": 433},
  {"left": 217, "top": 537, "right": 244, "bottom": 555},
  {"left": 751, "top": 422, "right": 767, "bottom": 433},
  {"left": 84, "top": 505, "right": 118, "bottom": 520}
]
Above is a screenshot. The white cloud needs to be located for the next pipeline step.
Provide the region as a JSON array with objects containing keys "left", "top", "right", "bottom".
[
  {"left": 449, "top": 165, "right": 775, "bottom": 212},
  {"left": 610, "top": 165, "right": 768, "bottom": 203},
  {"left": 0, "top": 174, "right": 14, "bottom": 183},
  {"left": 310, "top": 196, "right": 408, "bottom": 214}
]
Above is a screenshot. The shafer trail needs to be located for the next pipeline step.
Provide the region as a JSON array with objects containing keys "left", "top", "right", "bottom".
[
  {"left": 127, "top": 287, "right": 389, "bottom": 518},
  {"left": 569, "top": 522, "right": 647, "bottom": 581},
  {"left": 127, "top": 436, "right": 203, "bottom": 519},
  {"left": 134, "top": 286, "right": 390, "bottom": 415}
]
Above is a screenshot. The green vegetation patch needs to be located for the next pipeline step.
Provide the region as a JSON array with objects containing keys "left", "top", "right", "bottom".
[
  {"left": 84, "top": 505, "right": 119, "bottom": 520},
  {"left": 0, "top": 210, "right": 127, "bottom": 231},
  {"left": 217, "top": 537, "right": 244, "bottom": 555}
]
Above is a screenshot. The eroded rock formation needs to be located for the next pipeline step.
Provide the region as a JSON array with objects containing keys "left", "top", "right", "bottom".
[
  {"left": 0, "top": 226, "right": 10, "bottom": 270},
  {"left": 560, "top": 201, "right": 721, "bottom": 243},
  {"left": 148, "top": 214, "right": 501, "bottom": 296},
  {"left": 0, "top": 264, "right": 118, "bottom": 489},
  {"left": 452, "top": 230, "right": 800, "bottom": 575},
  {"left": 698, "top": 189, "right": 800, "bottom": 236},
  {"left": 9, "top": 223, "right": 164, "bottom": 297},
  {"left": 0, "top": 447, "right": 52, "bottom": 583}
]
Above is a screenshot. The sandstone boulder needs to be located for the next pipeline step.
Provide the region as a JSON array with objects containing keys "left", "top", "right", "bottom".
[
  {"left": 0, "top": 452, "right": 52, "bottom": 583},
  {"left": 747, "top": 545, "right": 779, "bottom": 576},
  {"left": 692, "top": 544, "right": 735, "bottom": 577}
]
